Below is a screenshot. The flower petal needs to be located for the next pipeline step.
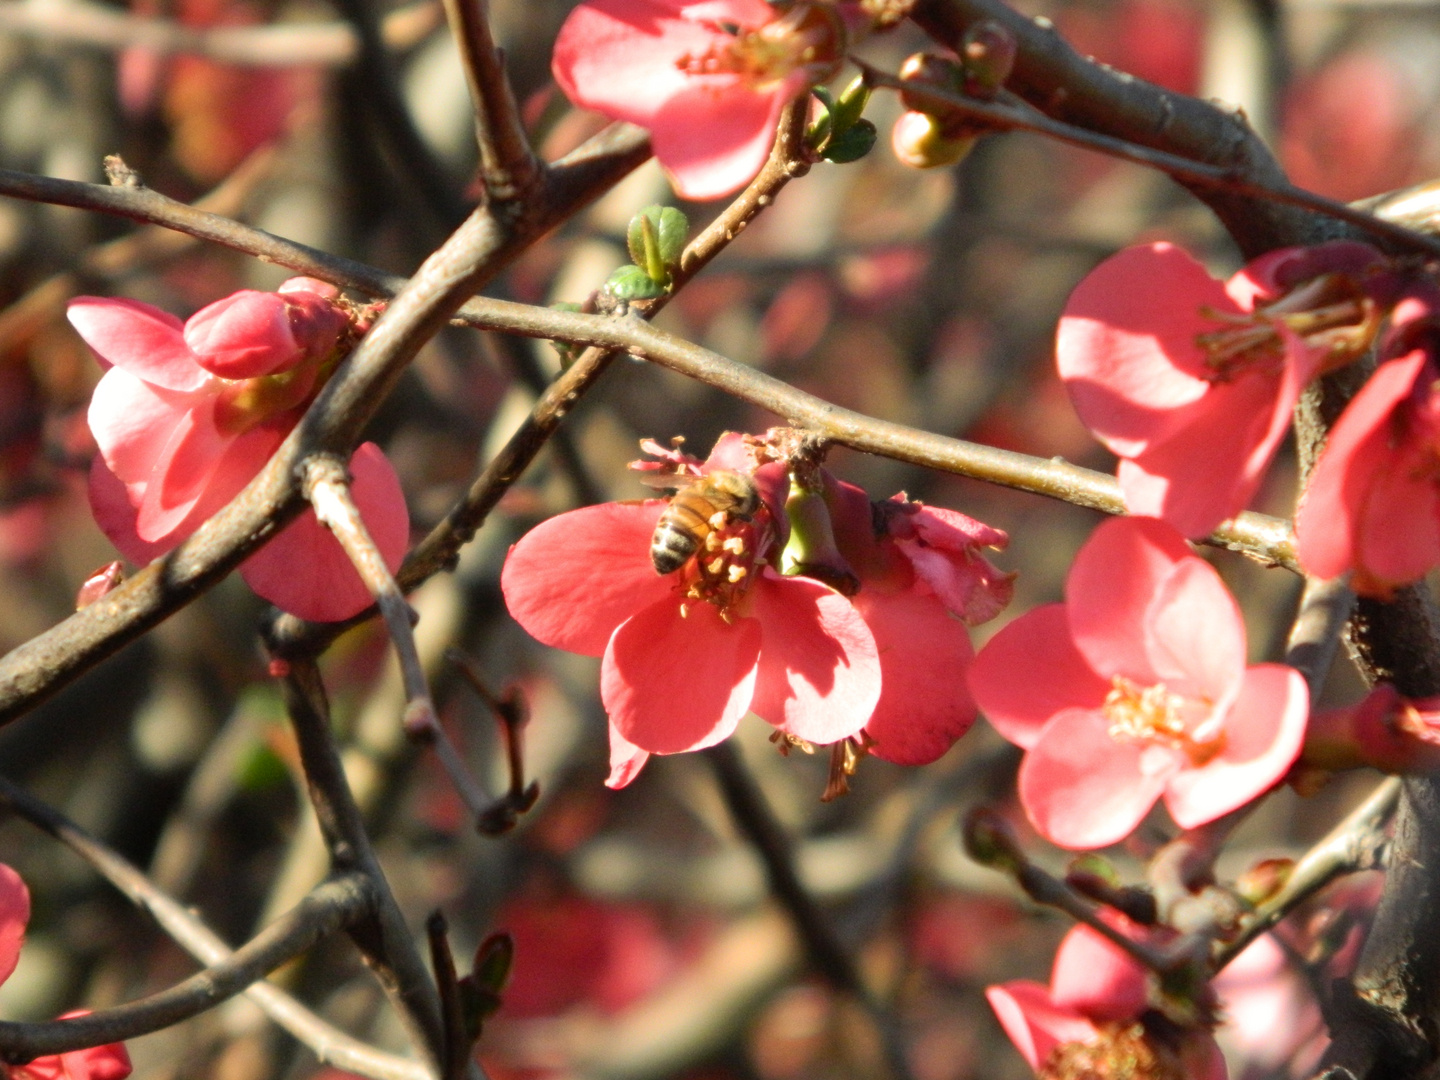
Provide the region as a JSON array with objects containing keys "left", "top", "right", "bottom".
[
  {"left": 1057, "top": 243, "right": 1237, "bottom": 458},
  {"left": 1143, "top": 558, "right": 1246, "bottom": 703},
  {"left": 501, "top": 502, "right": 674, "bottom": 657},
  {"left": 855, "top": 590, "right": 975, "bottom": 765},
  {"left": 1049, "top": 922, "right": 1150, "bottom": 1022},
  {"left": 606, "top": 724, "right": 651, "bottom": 789},
  {"left": 87, "top": 368, "right": 199, "bottom": 484},
  {"left": 239, "top": 443, "right": 409, "bottom": 621},
  {"left": 1117, "top": 336, "right": 1309, "bottom": 538},
  {"left": 650, "top": 78, "right": 796, "bottom": 200},
  {"left": 183, "top": 290, "right": 303, "bottom": 379},
  {"left": 1066, "top": 516, "right": 1192, "bottom": 682},
  {"left": 969, "top": 604, "right": 1109, "bottom": 750},
  {"left": 67, "top": 296, "right": 207, "bottom": 391},
  {"left": 1163, "top": 663, "right": 1308, "bottom": 829},
  {"left": 88, "top": 457, "right": 166, "bottom": 567},
  {"left": 551, "top": 0, "right": 726, "bottom": 127},
  {"left": 134, "top": 398, "right": 231, "bottom": 542},
  {"left": 1296, "top": 350, "right": 1427, "bottom": 582},
  {"left": 985, "top": 981, "right": 1099, "bottom": 1072},
  {"left": 0, "top": 862, "right": 29, "bottom": 985},
  {"left": 749, "top": 572, "right": 879, "bottom": 745},
  {"left": 602, "top": 598, "right": 760, "bottom": 754},
  {"left": 1020, "top": 707, "right": 1171, "bottom": 849}
]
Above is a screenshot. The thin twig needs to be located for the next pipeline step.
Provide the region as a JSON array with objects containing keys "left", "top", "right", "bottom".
[
  {"left": 0, "top": 774, "right": 429, "bottom": 1080},
  {"left": 425, "top": 914, "right": 471, "bottom": 1080},
  {"left": 446, "top": 649, "right": 539, "bottom": 835},
  {"left": 1214, "top": 777, "right": 1400, "bottom": 970},
  {"left": 0, "top": 874, "right": 372, "bottom": 1060},
  {"left": 275, "top": 658, "right": 462, "bottom": 1077},
  {"left": 437, "top": 0, "right": 537, "bottom": 198},
  {"left": 857, "top": 63, "right": 1440, "bottom": 261}
]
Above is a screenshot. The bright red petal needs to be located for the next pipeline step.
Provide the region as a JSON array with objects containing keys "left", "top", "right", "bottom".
[
  {"left": 551, "top": 0, "right": 723, "bottom": 126},
  {"left": 0, "top": 862, "right": 29, "bottom": 985},
  {"left": 602, "top": 598, "right": 760, "bottom": 754},
  {"left": 985, "top": 981, "right": 1099, "bottom": 1072},
  {"left": 88, "top": 457, "right": 166, "bottom": 566},
  {"left": 855, "top": 590, "right": 975, "bottom": 765},
  {"left": 1353, "top": 436, "right": 1440, "bottom": 589},
  {"left": 183, "top": 290, "right": 303, "bottom": 379},
  {"left": 1066, "top": 516, "right": 1191, "bottom": 682},
  {"left": 969, "top": 605, "right": 1108, "bottom": 750},
  {"left": 749, "top": 573, "right": 879, "bottom": 745},
  {"left": 1297, "top": 350, "right": 1426, "bottom": 580},
  {"left": 1049, "top": 922, "right": 1150, "bottom": 1022},
  {"left": 239, "top": 443, "right": 409, "bottom": 621},
  {"left": 1163, "top": 664, "right": 1308, "bottom": 829},
  {"left": 606, "top": 724, "right": 651, "bottom": 789},
  {"left": 1120, "top": 339, "right": 1307, "bottom": 538},
  {"left": 134, "top": 400, "right": 231, "bottom": 542},
  {"left": 1144, "top": 558, "right": 1246, "bottom": 703},
  {"left": 501, "top": 502, "right": 672, "bottom": 657},
  {"left": 650, "top": 79, "right": 795, "bottom": 199},
  {"left": 1057, "top": 244, "right": 1235, "bottom": 458},
  {"left": 1020, "top": 707, "right": 1171, "bottom": 849},
  {"left": 67, "top": 296, "right": 207, "bottom": 392}
]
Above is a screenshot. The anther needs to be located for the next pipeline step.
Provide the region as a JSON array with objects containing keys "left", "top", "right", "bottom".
[{"left": 728, "top": 565, "right": 747, "bottom": 583}]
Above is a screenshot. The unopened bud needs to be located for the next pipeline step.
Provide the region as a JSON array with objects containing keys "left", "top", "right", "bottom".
[
  {"left": 898, "top": 52, "right": 964, "bottom": 112},
  {"left": 626, "top": 205, "right": 689, "bottom": 288},
  {"left": 963, "top": 806, "right": 1024, "bottom": 872},
  {"left": 76, "top": 561, "right": 124, "bottom": 609},
  {"left": 961, "top": 20, "right": 1017, "bottom": 98},
  {"left": 1235, "top": 858, "right": 1294, "bottom": 907},
  {"left": 891, "top": 111, "right": 976, "bottom": 169}
]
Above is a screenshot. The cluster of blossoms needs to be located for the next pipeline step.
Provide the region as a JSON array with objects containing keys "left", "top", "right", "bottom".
[
  {"left": 501, "top": 431, "right": 1012, "bottom": 788},
  {"left": 0, "top": 862, "right": 131, "bottom": 1080},
  {"left": 69, "top": 280, "right": 409, "bottom": 623},
  {"left": 1056, "top": 238, "right": 1440, "bottom": 597}
]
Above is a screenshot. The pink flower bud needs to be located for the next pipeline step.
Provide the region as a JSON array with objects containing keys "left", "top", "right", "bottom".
[{"left": 183, "top": 290, "right": 305, "bottom": 379}]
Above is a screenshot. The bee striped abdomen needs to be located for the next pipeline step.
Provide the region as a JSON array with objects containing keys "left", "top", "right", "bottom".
[{"left": 650, "top": 500, "right": 718, "bottom": 573}]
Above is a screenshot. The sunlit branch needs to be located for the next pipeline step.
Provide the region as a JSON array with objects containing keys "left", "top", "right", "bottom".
[
  {"left": 0, "top": 874, "right": 371, "bottom": 1060},
  {"left": 1213, "top": 776, "right": 1400, "bottom": 971}
]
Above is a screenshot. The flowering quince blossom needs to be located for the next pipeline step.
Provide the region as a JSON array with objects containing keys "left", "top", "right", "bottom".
[
  {"left": 0, "top": 863, "right": 132, "bottom": 1080},
  {"left": 1057, "top": 241, "right": 1389, "bottom": 538},
  {"left": 551, "top": 0, "right": 845, "bottom": 200},
  {"left": 502, "top": 434, "right": 882, "bottom": 786},
  {"left": 501, "top": 432, "right": 1011, "bottom": 787},
  {"left": 968, "top": 516, "right": 1309, "bottom": 849},
  {"left": 813, "top": 475, "right": 1013, "bottom": 766},
  {"left": 69, "top": 279, "right": 409, "bottom": 622},
  {"left": 1295, "top": 291, "right": 1440, "bottom": 596},
  {"left": 987, "top": 916, "right": 1228, "bottom": 1080}
]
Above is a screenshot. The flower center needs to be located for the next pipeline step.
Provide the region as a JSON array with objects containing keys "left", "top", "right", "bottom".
[
  {"left": 1103, "top": 676, "right": 1224, "bottom": 766},
  {"left": 211, "top": 353, "right": 336, "bottom": 436},
  {"left": 1040, "top": 1022, "right": 1187, "bottom": 1080},
  {"left": 676, "top": 3, "right": 845, "bottom": 90},
  {"left": 676, "top": 514, "right": 770, "bottom": 622},
  {"left": 1194, "top": 273, "right": 1379, "bottom": 383}
]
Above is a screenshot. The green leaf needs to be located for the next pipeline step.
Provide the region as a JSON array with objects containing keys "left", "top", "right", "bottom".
[
  {"left": 820, "top": 119, "right": 876, "bottom": 163},
  {"left": 625, "top": 205, "right": 689, "bottom": 286},
  {"left": 829, "top": 76, "right": 871, "bottom": 136},
  {"left": 604, "top": 264, "right": 666, "bottom": 302}
]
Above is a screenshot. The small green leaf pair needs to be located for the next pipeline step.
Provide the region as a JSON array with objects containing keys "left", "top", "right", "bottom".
[{"left": 808, "top": 76, "right": 877, "bottom": 164}]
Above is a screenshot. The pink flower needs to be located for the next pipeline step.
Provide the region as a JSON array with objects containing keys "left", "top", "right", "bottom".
[
  {"left": 986, "top": 918, "right": 1227, "bottom": 1080},
  {"left": 1295, "top": 296, "right": 1440, "bottom": 596},
  {"left": 0, "top": 864, "right": 132, "bottom": 1080},
  {"left": 501, "top": 436, "right": 881, "bottom": 783},
  {"left": 551, "top": 0, "right": 844, "bottom": 199},
  {"left": 822, "top": 479, "right": 1012, "bottom": 765},
  {"left": 1057, "top": 242, "right": 1384, "bottom": 538},
  {"left": 70, "top": 280, "right": 409, "bottom": 622},
  {"left": 968, "top": 516, "right": 1308, "bottom": 849}
]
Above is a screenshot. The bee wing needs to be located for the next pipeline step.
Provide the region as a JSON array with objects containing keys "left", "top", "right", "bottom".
[{"left": 632, "top": 466, "right": 700, "bottom": 492}]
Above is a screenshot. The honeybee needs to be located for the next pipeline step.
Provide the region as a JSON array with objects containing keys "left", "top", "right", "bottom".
[{"left": 645, "top": 471, "right": 761, "bottom": 574}]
